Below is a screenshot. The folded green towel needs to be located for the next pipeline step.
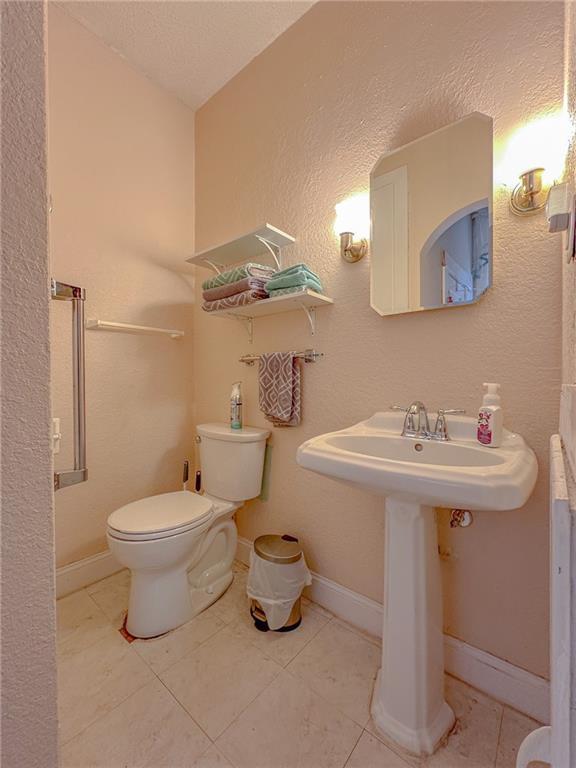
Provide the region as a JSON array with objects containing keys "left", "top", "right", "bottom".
[
  {"left": 267, "top": 285, "right": 323, "bottom": 297},
  {"left": 202, "top": 263, "right": 276, "bottom": 291},
  {"left": 266, "top": 268, "right": 323, "bottom": 294},
  {"left": 271, "top": 263, "right": 322, "bottom": 282}
]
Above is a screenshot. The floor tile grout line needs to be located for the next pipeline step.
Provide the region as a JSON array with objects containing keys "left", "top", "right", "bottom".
[
  {"left": 57, "top": 675, "right": 153, "bottom": 751},
  {"left": 365, "top": 724, "right": 424, "bottom": 768},
  {"left": 209, "top": 657, "right": 284, "bottom": 744},
  {"left": 278, "top": 662, "right": 376, "bottom": 733},
  {"left": 146, "top": 619, "right": 285, "bottom": 747},
  {"left": 141, "top": 613, "right": 231, "bottom": 678},
  {"left": 56, "top": 589, "right": 114, "bottom": 658},
  {"left": 329, "top": 615, "right": 382, "bottom": 648},
  {"left": 153, "top": 669, "right": 216, "bottom": 747},
  {"left": 237, "top": 610, "right": 334, "bottom": 669},
  {"left": 342, "top": 726, "right": 367, "bottom": 768},
  {"left": 213, "top": 665, "right": 286, "bottom": 755},
  {"left": 364, "top": 726, "right": 415, "bottom": 768},
  {"left": 210, "top": 657, "right": 284, "bottom": 744},
  {"left": 493, "top": 705, "right": 505, "bottom": 768},
  {"left": 283, "top": 621, "right": 381, "bottom": 731}
]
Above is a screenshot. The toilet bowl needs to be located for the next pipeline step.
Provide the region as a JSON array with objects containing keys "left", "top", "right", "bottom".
[{"left": 107, "top": 423, "right": 269, "bottom": 638}]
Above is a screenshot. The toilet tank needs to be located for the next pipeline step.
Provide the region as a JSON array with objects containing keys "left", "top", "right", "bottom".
[{"left": 197, "top": 423, "right": 270, "bottom": 502}]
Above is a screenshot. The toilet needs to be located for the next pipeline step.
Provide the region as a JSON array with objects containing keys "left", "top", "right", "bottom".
[{"left": 106, "top": 423, "right": 270, "bottom": 638}]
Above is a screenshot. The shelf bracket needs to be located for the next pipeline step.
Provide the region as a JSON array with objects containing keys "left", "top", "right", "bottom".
[
  {"left": 203, "top": 260, "right": 223, "bottom": 275},
  {"left": 255, "top": 236, "right": 282, "bottom": 271},
  {"left": 231, "top": 315, "right": 253, "bottom": 344},
  {"left": 299, "top": 304, "right": 316, "bottom": 335}
]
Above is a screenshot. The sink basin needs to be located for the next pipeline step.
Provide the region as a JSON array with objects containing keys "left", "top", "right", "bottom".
[
  {"left": 297, "top": 411, "right": 538, "bottom": 756},
  {"left": 297, "top": 411, "right": 537, "bottom": 511}
]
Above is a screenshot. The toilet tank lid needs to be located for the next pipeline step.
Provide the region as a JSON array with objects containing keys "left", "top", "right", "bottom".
[
  {"left": 108, "top": 491, "right": 213, "bottom": 535},
  {"left": 197, "top": 423, "right": 270, "bottom": 443}
]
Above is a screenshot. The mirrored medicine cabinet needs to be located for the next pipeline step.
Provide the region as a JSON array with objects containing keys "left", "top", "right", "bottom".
[{"left": 370, "top": 112, "right": 493, "bottom": 316}]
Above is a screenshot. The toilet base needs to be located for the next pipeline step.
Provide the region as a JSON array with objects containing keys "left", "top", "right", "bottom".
[
  {"left": 117, "top": 503, "right": 239, "bottom": 639},
  {"left": 188, "top": 570, "right": 233, "bottom": 618},
  {"left": 126, "top": 568, "right": 233, "bottom": 638}
]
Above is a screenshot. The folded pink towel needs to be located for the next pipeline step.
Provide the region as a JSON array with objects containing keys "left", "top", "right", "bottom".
[
  {"left": 202, "top": 276, "right": 270, "bottom": 302},
  {"left": 202, "top": 289, "right": 268, "bottom": 313},
  {"left": 258, "top": 352, "right": 301, "bottom": 427}
]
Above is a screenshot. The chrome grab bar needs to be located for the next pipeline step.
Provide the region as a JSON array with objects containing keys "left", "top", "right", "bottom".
[{"left": 51, "top": 280, "right": 88, "bottom": 490}]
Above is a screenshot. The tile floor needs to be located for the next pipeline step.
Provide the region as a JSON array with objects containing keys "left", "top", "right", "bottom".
[{"left": 57, "top": 562, "right": 544, "bottom": 768}]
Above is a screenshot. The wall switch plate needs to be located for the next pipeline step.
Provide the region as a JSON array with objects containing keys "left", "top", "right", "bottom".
[{"left": 52, "top": 417, "right": 61, "bottom": 454}]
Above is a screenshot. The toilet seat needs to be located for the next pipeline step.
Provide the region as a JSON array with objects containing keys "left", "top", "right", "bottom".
[{"left": 107, "top": 491, "right": 213, "bottom": 542}]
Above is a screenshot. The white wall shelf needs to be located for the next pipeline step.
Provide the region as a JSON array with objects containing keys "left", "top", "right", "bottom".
[
  {"left": 205, "top": 289, "right": 333, "bottom": 343},
  {"left": 86, "top": 319, "right": 184, "bottom": 339},
  {"left": 186, "top": 223, "right": 295, "bottom": 272}
]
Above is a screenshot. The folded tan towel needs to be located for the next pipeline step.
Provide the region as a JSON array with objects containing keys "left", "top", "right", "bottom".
[
  {"left": 202, "top": 289, "right": 268, "bottom": 313},
  {"left": 202, "top": 276, "right": 270, "bottom": 302},
  {"left": 258, "top": 352, "right": 301, "bottom": 427}
]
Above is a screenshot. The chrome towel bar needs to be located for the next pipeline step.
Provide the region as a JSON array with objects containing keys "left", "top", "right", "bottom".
[
  {"left": 51, "top": 280, "right": 88, "bottom": 490},
  {"left": 239, "top": 349, "right": 323, "bottom": 366}
]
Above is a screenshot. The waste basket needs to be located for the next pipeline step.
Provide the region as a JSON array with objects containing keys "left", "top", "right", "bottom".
[{"left": 247, "top": 534, "right": 311, "bottom": 632}]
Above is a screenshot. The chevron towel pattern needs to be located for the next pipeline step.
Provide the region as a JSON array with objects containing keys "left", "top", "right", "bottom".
[
  {"left": 258, "top": 352, "right": 301, "bottom": 427},
  {"left": 201, "top": 263, "right": 276, "bottom": 291},
  {"left": 202, "top": 288, "right": 268, "bottom": 312}
]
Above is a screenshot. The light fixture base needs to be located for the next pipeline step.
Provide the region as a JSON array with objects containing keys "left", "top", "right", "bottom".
[
  {"left": 510, "top": 167, "right": 546, "bottom": 216},
  {"left": 340, "top": 232, "right": 368, "bottom": 262}
]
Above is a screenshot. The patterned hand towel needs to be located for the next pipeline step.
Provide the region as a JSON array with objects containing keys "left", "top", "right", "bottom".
[
  {"left": 202, "top": 288, "right": 268, "bottom": 313},
  {"left": 202, "top": 263, "right": 276, "bottom": 291},
  {"left": 203, "top": 276, "right": 270, "bottom": 302},
  {"left": 258, "top": 352, "right": 301, "bottom": 427}
]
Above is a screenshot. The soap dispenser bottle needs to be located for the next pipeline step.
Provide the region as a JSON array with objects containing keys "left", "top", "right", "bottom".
[
  {"left": 477, "top": 382, "right": 503, "bottom": 447},
  {"left": 230, "top": 381, "right": 243, "bottom": 430}
]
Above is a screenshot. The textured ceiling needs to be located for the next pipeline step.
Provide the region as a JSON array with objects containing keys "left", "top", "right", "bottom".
[{"left": 57, "top": 1, "right": 314, "bottom": 109}]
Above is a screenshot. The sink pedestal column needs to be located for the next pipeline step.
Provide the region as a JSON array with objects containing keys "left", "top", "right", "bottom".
[{"left": 371, "top": 497, "right": 455, "bottom": 755}]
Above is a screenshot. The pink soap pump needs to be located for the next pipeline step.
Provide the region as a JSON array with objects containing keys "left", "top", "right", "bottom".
[{"left": 477, "top": 383, "right": 503, "bottom": 448}]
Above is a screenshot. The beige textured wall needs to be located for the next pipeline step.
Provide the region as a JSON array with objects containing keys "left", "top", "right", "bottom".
[
  {"left": 195, "top": 1, "right": 564, "bottom": 678},
  {"left": 0, "top": 2, "right": 58, "bottom": 764},
  {"left": 48, "top": 6, "right": 196, "bottom": 567}
]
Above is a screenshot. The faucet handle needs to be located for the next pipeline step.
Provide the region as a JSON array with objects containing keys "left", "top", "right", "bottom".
[
  {"left": 433, "top": 409, "right": 466, "bottom": 440},
  {"left": 391, "top": 404, "right": 419, "bottom": 434}
]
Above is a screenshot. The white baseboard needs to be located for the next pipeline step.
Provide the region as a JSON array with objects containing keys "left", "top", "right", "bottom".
[
  {"left": 237, "top": 536, "right": 550, "bottom": 723},
  {"left": 444, "top": 635, "right": 550, "bottom": 724},
  {"left": 56, "top": 549, "right": 121, "bottom": 598},
  {"left": 236, "top": 536, "right": 252, "bottom": 567}
]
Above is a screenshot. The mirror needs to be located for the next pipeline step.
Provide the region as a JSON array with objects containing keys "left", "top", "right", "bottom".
[{"left": 370, "top": 112, "right": 492, "bottom": 316}]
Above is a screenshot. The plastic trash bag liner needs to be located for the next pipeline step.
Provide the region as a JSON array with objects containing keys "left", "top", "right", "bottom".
[{"left": 247, "top": 548, "right": 312, "bottom": 630}]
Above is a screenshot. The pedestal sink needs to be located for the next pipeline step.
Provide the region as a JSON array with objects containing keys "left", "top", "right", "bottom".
[{"left": 297, "top": 411, "right": 537, "bottom": 755}]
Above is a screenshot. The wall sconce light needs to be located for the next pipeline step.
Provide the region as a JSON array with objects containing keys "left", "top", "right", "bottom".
[
  {"left": 334, "top": 193, "right": 369, "bottom": 262},
  {"left": 339, "top": 232, "right": 369, "bottom": 263},
  {"left": 510, "top": 167, "right": 546, "bottom": 216}
]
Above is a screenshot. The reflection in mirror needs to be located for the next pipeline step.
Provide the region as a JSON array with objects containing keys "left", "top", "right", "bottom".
[
  {"left": 370, "top": 113, "right": 493, "bottom": 316},
  {"left": 420, "top": 202, "right": 490, "bottom": 308}
]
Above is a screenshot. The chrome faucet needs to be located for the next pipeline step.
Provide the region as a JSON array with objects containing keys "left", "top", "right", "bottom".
[
  {"left": 392, "top": 401, "right": 431, "bottom": 439},
  {"left": 392, "top": 402, "right": 465, "bottom": 441}
]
